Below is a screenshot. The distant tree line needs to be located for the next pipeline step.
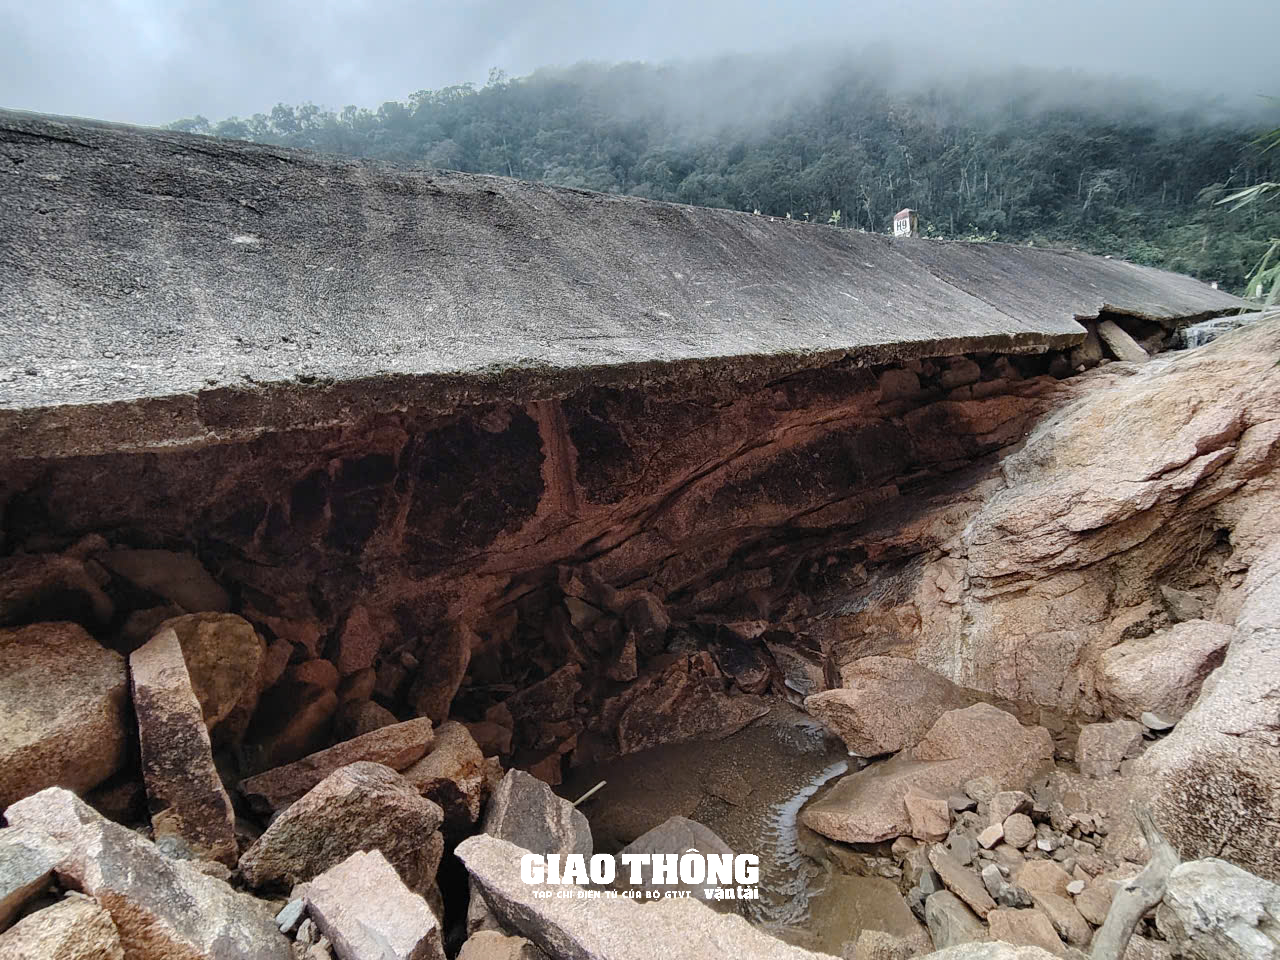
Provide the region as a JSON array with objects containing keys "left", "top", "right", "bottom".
[{"left": 172, "top": 58, "right": 1280, "bottom": 293}]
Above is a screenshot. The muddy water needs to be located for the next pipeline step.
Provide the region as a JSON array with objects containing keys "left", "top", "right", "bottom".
[{"left": 560, "top": 702, "right": 912, "bottom": 954}]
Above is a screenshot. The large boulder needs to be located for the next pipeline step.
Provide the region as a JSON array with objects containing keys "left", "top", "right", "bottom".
[
  {"left": 614, "top": 653, "right": 768, "bottom": 755},
  {"left": 480, "top": 769, "right": 593, "bottom": 857},
  {"left": 937, "top": 319, "right": 1280, "bottom": 717},
  {"left": 240, "top": 717, "right": 434, "bottom": 811},
  {"left": 802, "top": 704, "right": 1053, "bottom": 843},
  {"left": 95, "top": 549, "right": 230, "bottom": 614},
  {"left": 0, "top": 623, "right": 129, "bottom": 808},
  {"left": 1156, "top": 858, "right": 1280, "bottom": 960},
  {"left": 4, "top": 788, "right": 290, "bottom": 960},
  {"left": 1140, "top": 542, "right": 1280, "bottom": 881},
  {"left": 239, "top": 762, "right": 444, "bottom": 895},
  {"left": 1076, "top": 720, "right": 1144, "bottom": 778},
  {"left": 0, "top": 893, "right": 124, "bottom": 959},
  {"left": 0, "top": 827, "right": 58, "bottom": 929},
  {"left": 407, "top": 624, "right": 475, "bottom": 725},
  {"left": 401, "top": 720, "right": 486, "bottom": 829},
  {"left": 157, "top": 612, "right": 265, "bottom": 742},
  {"left": 294, "top": 850, "right": 445, "bottom": 960},
  {"left": 129, "top": 627, "right": 237, "bottom": 865},
  {"left": 457, "top": 834, "right": 831, "bottom": 960},
  {"left": 1096, "top": 620, "right": 1232, "bottom": 722},
  {"left": 467, "top": 768, "right": 592, "bottom": 934},
  {"left": 0, "top": 554, "right": 113, "bottom": 629},
  {"left": 804, "top": 657, "right": 977, "bottom": 757},
  {"left": 615, "top": 817, "right": 734, "bottom": 907}
]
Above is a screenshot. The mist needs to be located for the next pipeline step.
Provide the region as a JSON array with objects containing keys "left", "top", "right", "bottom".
[{"left": 1, "top": 0, "right": 1276, "bottom": 127}]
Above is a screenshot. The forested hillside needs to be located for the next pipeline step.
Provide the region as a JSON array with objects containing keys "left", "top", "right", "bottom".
[{"left": 172, "top": 56, "right": 1280, "bottom": 293}]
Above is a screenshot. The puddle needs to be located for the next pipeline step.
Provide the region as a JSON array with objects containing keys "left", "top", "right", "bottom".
[{"left": 561, "top": 700, "right": 906, "bottom": 952}]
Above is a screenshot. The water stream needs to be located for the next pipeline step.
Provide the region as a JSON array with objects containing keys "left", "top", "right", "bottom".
[{"left": 560, "top": 702, "right": 883, "bottom": 951}]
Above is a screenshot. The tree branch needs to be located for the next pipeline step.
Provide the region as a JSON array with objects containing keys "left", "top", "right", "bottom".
[{"left": 1090, "top": 808, "right": 1181, "bottom": 960}]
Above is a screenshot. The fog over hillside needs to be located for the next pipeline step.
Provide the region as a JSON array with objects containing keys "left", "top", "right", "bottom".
[{"left": 0, "top": 0, "right": 1275, "bottom": 125}]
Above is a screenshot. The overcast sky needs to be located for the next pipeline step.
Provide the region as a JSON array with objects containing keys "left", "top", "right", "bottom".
[{"left": 1, "top": 0, "right": 1276, "bottom": 126}]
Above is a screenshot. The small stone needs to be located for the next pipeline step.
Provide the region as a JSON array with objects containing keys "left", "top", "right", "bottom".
[
  {"left": 890, "top": 836, "right": 919, "bottom": 860},
  {"left": 335, "top": 605, "right": 382, "bottom": 676},
  {"left": 904, "top": 788, "right": 951, "bottom": 842},
  {"left": 401, "top": 721, "right": 486, "bottom": 828},
  {"left": 407, "top": 624, "right": 475, "bottom": 726},
  {"left": 964, "top": 776, "right": 998, "bottom": 803},
  {"left": 275, "top": 898, "right": 305, "bottom": 934},
  {"left": 1030, "top": 891, "right": 1091, "bottom": 945},
  {"left": 989, "top": 790, "right": 1033, "bottom": 825},
  {"left": 332, "top": 699, "right": 398, "bottom": 741},
  {"left": 923, "top": 890, "right": 987, "bottom": 950},
  {"left": 1066, "top": 879, "right": 1085, "bottom": 895},
  {"left": 284, "top": 659, "right": 340, "bottom": 691},
  {"left": 1017, "top": 860, "right": 1073, "bottom": 898},
  {"left": 0, "top": 827, "right": 60, "bottom": 928},
  {"left": 928, "top": 845, "right": 996, "bottom": 918},
  {"left": 1003, "top": 813, "right": 1035, "bottom": 849},
  {"left": 987, "top": 907, "right": 1067, "bottom": 957},
  {"left": 1141, "top": 711, "right": 1175, "bottom": 732},
  {"left": 457, "top": 929, "right": 543, "bottom": 960},
  {"left": 296, "top": 918, "right": 317, "bottom": 947},
  {"left": 155, "top": 612, "right": 266, "bottom": 739},
  {"left": 948, "top": 794, "right": 976, "bottom": 813},
  {"left": 96, "top": 548, "right": 230, "bottom": 614},
  {"left": 981, "top": 863, "right": 1033, "bottom": 909},
  {"left": 1074, "top": 883, "right": 1112, "bottom": 926},
  {"left": 976, "top": 824, "right": 1002, "bottom": 849}
]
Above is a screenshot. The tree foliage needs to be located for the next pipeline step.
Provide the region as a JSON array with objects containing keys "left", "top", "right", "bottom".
[{"left": 172, "top": 58, "right": 1280, "bottom": 294}]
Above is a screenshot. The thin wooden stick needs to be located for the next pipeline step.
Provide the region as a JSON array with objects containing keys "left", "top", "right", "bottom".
[{"left": 572, "top": 780, "right": 606, "bottom": 807}]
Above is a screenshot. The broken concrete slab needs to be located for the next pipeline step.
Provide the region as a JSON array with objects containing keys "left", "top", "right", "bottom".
[
  {"left": 0, "top": 109, "right": 1246, "bottom": 459},
  {"left": 4, "top": 788, "right": 290, "bottom": 960},
  {"left": 130, "top": 626, "right": 238, "bottom": 866},
  {"left": 240, "top": 717, "right": 434, "bottom": 811},
  {"left": 1097, "top": 319, "right": 1150, "bottom": 363},
  {"left": 457, "top": 834, "right": 831, "bottom": 960},
  {"left": 294, "top": 850, "right": 445, "bottom": 960},
  {"left": 0, "top": 622, "right": 129, "bottom": 809}
]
